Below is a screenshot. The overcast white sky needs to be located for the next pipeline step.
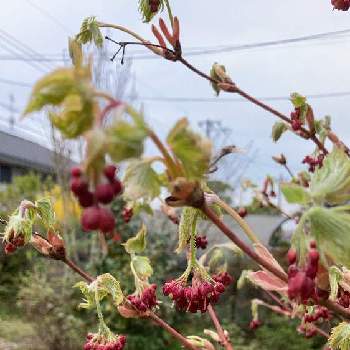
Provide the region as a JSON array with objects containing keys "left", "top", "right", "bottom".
[{"left": 0, "top": 0, "right": 350, "bottom": 184}]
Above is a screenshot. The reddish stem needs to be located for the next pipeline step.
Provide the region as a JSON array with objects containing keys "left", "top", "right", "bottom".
[
  {"left": 208, "top": 304, "right": 234, "bottom": 350},
  {"left": 148, "top": 312, "right": 198, "bottom": 350},
  {"left": 202, "top": 204, "right": 288, "bottom": 282},
  {"left": 63, "top": 257, "right": 94, "bottom": 283}
]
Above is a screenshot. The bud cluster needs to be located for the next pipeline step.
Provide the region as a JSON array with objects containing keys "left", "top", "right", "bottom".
[
  {"left": 303, "top": 306, "right": 330, "bottom": 324},
  {"left": 332, "top": 0, "right": 350, "bottom": 10},
  {"left": 122, "top": 207, "right": 133, "bottom": 223},
  {"left": 213, "top": 271, "right": 234, "bottom": 286},
  {"left": 302, "top": 154, "right": 324, "bottom": 173},
  {"left": 195, "top": 235, "right": 208, "bottom": 250},
  {"left": 290, "top": 107, "right": 303, "bottom": 131},
  {"left": 149, "top": 0, "right": 161, "bottom": 12},
  {"left": 337, "top": 288, "right": 350, "bottom": 308},
  {"left": 127, "top": 284, "right": 157, "bottom": 312},
  {"left": 70, "top": 165, "right": 122, "bottom": 234},
  {"left": 83, "top": 333, "right": 126, "bottom": 350},
  {"left": 163, "top": 272, "right": 233, "bottom": 313},
  {"left": 3, "top": 234, "right": 25, "bottom": 255},
  {"left": 297, "top": 324, "right": 317, "bottom": 339},
  {"left": 287, "top": 242, "right": 319, "bottom": 303}
]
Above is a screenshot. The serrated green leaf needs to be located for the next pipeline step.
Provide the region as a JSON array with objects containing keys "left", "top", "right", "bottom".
[
  {"left": 167, "top": 118, "right": 212, "bottom": 179},
  {"left": 106, "top": 119, "right": 147, "bottom": 163},
  {"left": 76, "top": 16, "right": 103, "bottom": 47},
  {"left": 329, "top": 266, "right": 343, "bottom": 301},
  {"left": 237, "top": 270, "right": 252, "bottom": 289},
  {"left": 329, "top": 322, "right": 350, "bottom": 350},
  {"left": 271, "top": 121, "right": 288, "bottom": 142},
  {"left": 280, "top": 183, "right": 311, "bottom": 205},
  {"left": 305, "top": 206, "right": 350, "bottom": 268},
  {"left": 290, "top": 92, "right": 306, "bottom": 108},
  {"left": 123, "top": 224, "right": 147, "bottom": 254},
  {"left": 35, "top": 198, "right": 55, "bottom": 228},
  {"left": 176, "top": 207, "right": 198, "bottom": 254},
  {"left": 74, "top": 281, "right": 95, "bottom": 309},
  {"left": 310, "top": 148, "right": 350, "bottom": 205},
  {"left": 131, "top": 255, "right": 153, "bottom": 279},
  {"left": 123, "top": 159, "right": 161, "bottom": 202}
]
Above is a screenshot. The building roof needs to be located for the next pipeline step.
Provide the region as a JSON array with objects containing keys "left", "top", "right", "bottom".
[{"left": 0, "top": 130, "right": 65, "bottom": 174}]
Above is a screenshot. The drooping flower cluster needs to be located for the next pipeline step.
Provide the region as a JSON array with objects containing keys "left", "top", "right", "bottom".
[
  {"left": 337, "top": 288, "right": 350, "bottom": 308},
  {"left": 163, "top": 271, "right": 233, "bottom": 313},
  {"left": 332, "top": 0, "right": 350, "bottom": 10},
  {"left": 297, "top": 324, "right": 317, "bottom": 339},
  {"left": 302, "top": 154, "right": 324, "bottom": 173},
  {"left": 127, "top": 284, "right": 158, "bottom": 312},
  {"left": 70, "top": 165, "right": 122, "bottom": 234},
  {"left": 83, "top": 333, "right": 126, "bottom": 350},
  {"left": 287, "top": 242, "right": 319, "bottom": 303},
  {"left": 195, "top": 235, "right": 208, "bottom": 250},
  {"left": 249, "top": 319, "right": 262, "bottom": 330},
  {"left": 213, "top": 271, "right": 234, "bottom": 286}
]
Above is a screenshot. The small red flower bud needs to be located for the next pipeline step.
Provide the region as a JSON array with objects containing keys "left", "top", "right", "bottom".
[
  {"left": 70, "top": 178, "right": 88, "bottom": 196},
  {"left": 70, "top": 166, "right": 82, "bottom": 177},
  {"left": 103, "top": 165, "right": 117, "bottom": 181},
  {"left": 238, "top": 207, "right": 248, "bottom": 218},
  {"left": 4, "top": 242, "right": 17, "bottom": 254},
  {"left": 95, "top": 184, "right": 115, "bottom": 204},
  {"left": 287, "top": 248, "right": 297, "bottom": 265},
  {"left": 99, "top": 208, "right": 115, "bottom": 233},
  {"left": 78, "top": 191, "right": 94, "bottom": 208},
  {"left": 81, "top": 207, "right": 101, "bottom": 231}
]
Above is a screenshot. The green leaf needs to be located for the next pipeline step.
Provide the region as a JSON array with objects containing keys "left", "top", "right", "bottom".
[
  {"left": 123, "top": 224, "right": 147, "bottom": 254},
  {"left": 68, "top": 37, "right": 83, "bottom": 66},
  {"left": 35, "top": 198, "right": 55, "bottom": 228},
  {"left": 131, "top": 255, "right": 153, "bottom": 279},
  {"left": 329, "top": 266, "right": 343, "bottom": 301},
  {"left": 176, "top": 207, "right": 198, "bottom": 254},
  {"left": 74, "top": 281, "right": 95, "bottom": 309},
  {"left": 167, "top": 118, "right": 212, "bottom": 179},
  {"left": 306, "top": 206, "right": 350, "bottom": 268},
  {"left": 291, "top": 213, "right": 309, "bottom": 265},
  {"left": 123, "top": 159, "right": 161, "bottom": 202},
  {"left": 237, "top": 270, "right": 252, "bottom": 289},
  {"left": 85, "top": 129, "right": 108, "bottom": 177},
  {"left": 329, "top": 322, "right": 350, "bottom": 350},
  {"left": 280, "top": 183, "right": 311, "bottom": 205},
  {"left": 290, "top": 92, "right": 306, "bottom": 108},
  {"left": 97, "top": 273, "right": 124, "bottom": 306},
  {"left": 310, "top": 148, "right": 350, "bottom": 205},
  {"left": 76, "top": 16, "right": 103, "bottom": 47},
  {"left": 106, "top": 119, "right": 147, "bottom": 163},
  {"left": 271, "top": 121, "right": 288, "bottom": 142},
  {"left": 138, "top": 0, "right": 165, "bottom": 22}
]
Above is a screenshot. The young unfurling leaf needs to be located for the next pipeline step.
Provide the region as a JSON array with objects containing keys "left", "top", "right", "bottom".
[
  {"left": 123, "top": 159, "right": 161, "bottom": 202},
  {"left": 131, "top": 255, "right": 153, "bottom": 279},
  {"left": 271, "top": 121, "right": 288, "bottom": 142},
  {"left": 123, "top": 224, "right": 147, "bottom": 254},
  {"left": 167, "top": 118, "right": 212, "bottom": 180},
  {"left": 35, "top": 198, "right": 55, "bottom": 228},
  {"left": 329, "top": 322, "right": 350, "bottom": 350},
  {"left": 290, "top": 92, "right": 306, "bottom": 108},
  {"left": 138, "top": 0, "right": 164, "bottom": 23},
  {"left": 76, "top": 16, "right": 103, "bottom": 47},
  {"left": 176, "top": 207, "right": 198, "bottom": 254}
]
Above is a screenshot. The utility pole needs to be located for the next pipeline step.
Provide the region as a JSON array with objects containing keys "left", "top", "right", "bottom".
[{"left": 8, "top": 94, "right": 15, "bottom": 130}]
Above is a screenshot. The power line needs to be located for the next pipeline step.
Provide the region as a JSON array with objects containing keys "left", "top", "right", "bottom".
[
  {"left": 131, "top": 91, "right": 350, "bottom": 103},
  {"left": 26, "top": 0, "right": 73, "bottom": 35},
  {"left": 0, "top": 78, "right": 32, "bottom": 87},
  {"left": 0, "top": 28, "right": 350, "bottom": 62},
  {"left": 0, "top": 28, "right": 53, "bottom": 71}
]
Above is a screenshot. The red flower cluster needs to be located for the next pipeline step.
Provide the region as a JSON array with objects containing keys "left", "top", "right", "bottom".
[
  {"left": 83, "top": 334, "right": 126, "bottom": 350},
  {"left": 332, "top": 0, "right": 350, "bottom": 10},
  {"left": 249, "top": 319, "right": 262, "bottom": 330},
  {"left": 163, "top": 272, "right": 233, "bottom": 313},
  {"left": 122, "top": 207, "right": 133, "bottom": 223},
  {"left": 302, "top": 154, "right": 324, "bottom": 173},
  {"left": 304, "top": 306, "right": 330, "bottom": 323},
  {"left": 70, "top": 165, "right": 122, "bottom": 234},
  {"left": 195, "top": 235, "right": 208, "bottom": 250},
  {"left": 290, "top": 107, "right": 302, "bottom": 131},
  {"left": 3, "top": 234, "right": 25, "bottom": 255},
  {"left": 337, "top": 288, "right": 350, "bottom": 308},
  {"left": 213, "top": 272, "right": 234, "bottom": 286},
  {"left": 149, "top": 0, "right": 161, "bottom": 12},
  {"left": 127, "top": 284, "right": 157, "bottom": 312},
  {"left": 287, "top": 243, "right": 319, "bottom": 303},
  {"left": 297, "top": 325, "right": 317, "bottom": 339}
]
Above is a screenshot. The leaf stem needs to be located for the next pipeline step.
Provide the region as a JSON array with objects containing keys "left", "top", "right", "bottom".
[
  {"left": 207, "top": 304, "right": 234, "bottom": 350},
  {"left": 63, "top": 257, "right": 94, "bottom": 283},
  {"left": 215, "top": 197, "right": 260, "bottom": 244}
]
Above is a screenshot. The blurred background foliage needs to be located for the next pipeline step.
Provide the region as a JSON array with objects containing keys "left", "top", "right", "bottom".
[{"left": 0, "top": 173, "right": 326, "bottom": 349}]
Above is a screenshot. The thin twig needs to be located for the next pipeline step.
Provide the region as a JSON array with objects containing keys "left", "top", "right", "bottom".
[
  {"left": 63, "top": 257, "right": 94, "bottom": 283},
  {"left": 207, "top": 304, "right": 234, "bottom": 350}
]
